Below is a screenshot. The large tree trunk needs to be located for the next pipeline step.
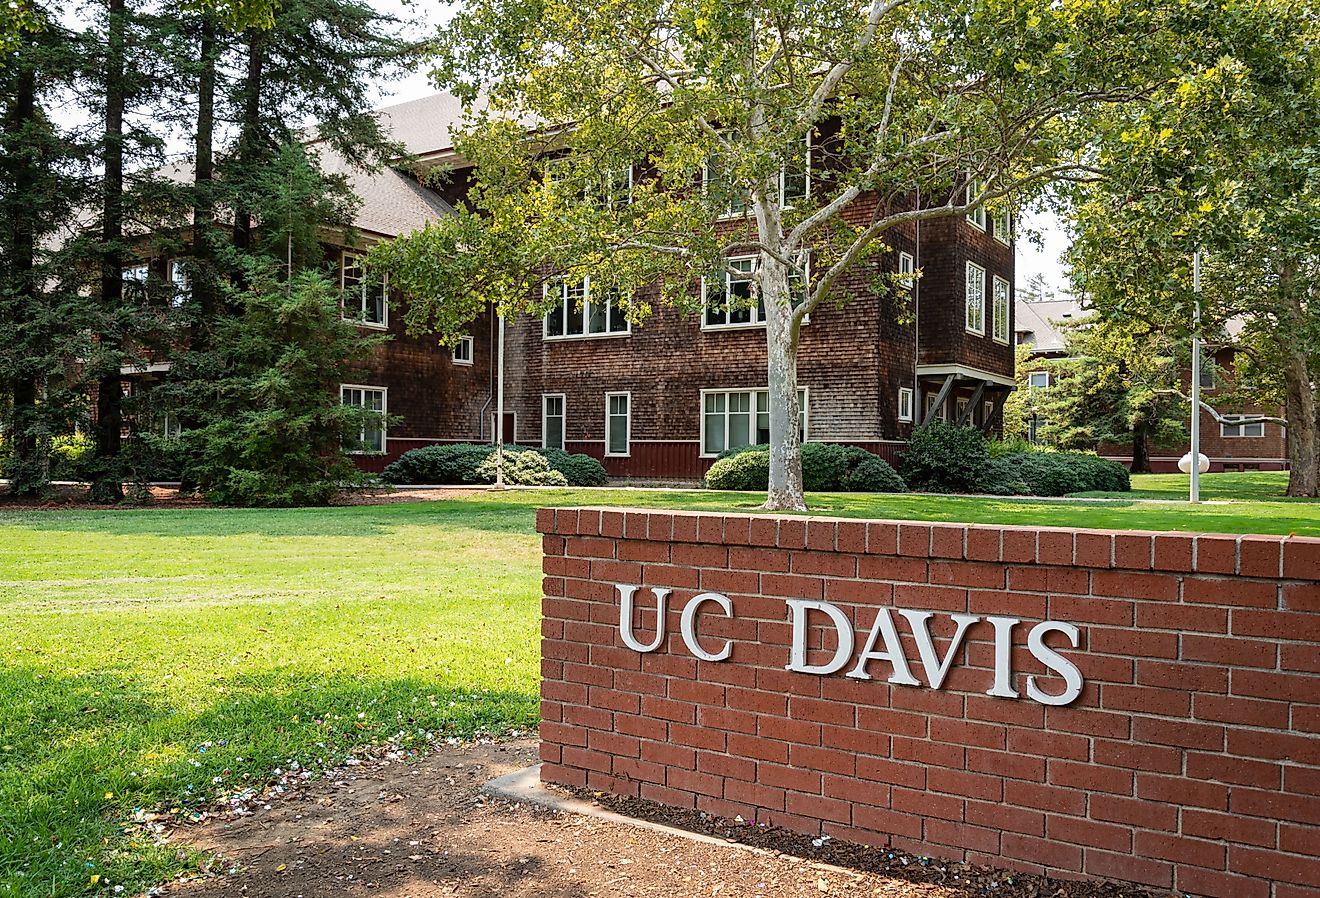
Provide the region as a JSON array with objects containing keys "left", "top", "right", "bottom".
[
  {"left": 1279, "top": 265, "right": 1318, "bottom": 497},
  {"left": 232, "top": 28, "right": 264, "bottom": 253},
  {"left": 761, "top": 253, "right": 806, "bottom": 511},
  {"left": 1130, "top": 418, "right": 1151, "bottom": 474},
  {"left": 5, "top": 56, "right": 41, "bottom": 493},
  {"left": 92, "top": 0, "right": 126, "bottom": 503},
  {"left": 191, "top": 13, "right": 218, "bottom": 326}
]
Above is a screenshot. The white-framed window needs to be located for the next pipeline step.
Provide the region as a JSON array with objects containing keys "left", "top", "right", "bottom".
[
  {"left": 545, "top": 158, "right": 633, "bottom": 208},
  {"left": 965, "top": 262, "right": 986, "bottom": 336},
  {"left": 992, "top": 208, "right": 1012, "bottom": 245},
  {"left": 1221, "top": 415, "right": 1265, "bottom": 438},
  {"left": 898, "top": 387, "right": 913, "bottom": 423},
  {"left": 543, "top": 393, "right": 565, "bottom": 451},
  {"left": 452, "top": 336, "right": 474, "bottom": 365},
  {"left": 983, "top": 400, "right": 995, "bottom": 425},
  {"left": 168, "top": 259, "right": 190, "bottom": 308},
  {"left": 341, "top": 384, "right": 386, "bottom": 453},
  {"left": 925, "top": 392, "right": 947, "bottom": 423},
  {"left": 605, "top": 392, "right": 630, "bottom": 456},
  {"left": 1199, "top": 362, "right": 1217, "bottom": 390},
  {"left": 341, "top": 253, "right": 387, "bottom": 328},
  {"left": 704, "top": 134, "right": 810, "bottom": 219},
  {"left": 955, "top": 397, "right": 969, "bottom": 423},
  {"left": 702, "top": 255, "right": 806, "bottom": 330},
  {"left": 966, "top": 178, "right": 987, "bottom": 230},
  {"left": 992, "top": 276, "right": 1011, "bottom": 344},
  {"left": 702, "top": 388, "right": 807, "bottom": 456},
  {"left": 544, "top": 276, "right": 629, "bottom": 339},
  {"left": 123, "top": 264, "right": 149, "bottom": 301},
  {"left": 898, "top": 251, "right": 916, "bottom": 290},
  {"left": 1028, "top": 371, "right": 1050, "bottom": 390}
]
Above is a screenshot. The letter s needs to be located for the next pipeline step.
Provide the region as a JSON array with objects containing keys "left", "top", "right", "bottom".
[{"left": 1025, "top": 621, "right": 1084, "bottom": 706}]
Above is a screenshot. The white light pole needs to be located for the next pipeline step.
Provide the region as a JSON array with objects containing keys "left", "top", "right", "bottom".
[
  {"left": 494, "top": 309, "right": 506, "bottom": 490},
  {"left": 1190, "top": 251, "right": 1202, "bottom": 504}
]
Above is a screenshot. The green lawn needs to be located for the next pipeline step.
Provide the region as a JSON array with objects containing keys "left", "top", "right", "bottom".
[{"left": 0, "top": 474, "right": 1314, "bottom": 896}]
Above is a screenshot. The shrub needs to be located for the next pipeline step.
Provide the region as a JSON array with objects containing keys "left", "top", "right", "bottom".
[
  {"left": 704, "top": 449, "right": 771, "bottom": 490},
  {"left": 987, "top": 436, "right": 1038, "bottom": 458},
  {"left": 48, "top": 433, "right": 96, "bottom": 482},
  {"left": 980, "top": 457, "right": 1032, "bottom": 496},
  {"left": 715, "top": 442, "right": 768, "bottom": 460},
  {"left": 1000, "top": 451, "right": 1130, "bottom": 496},
  {"left": 900, "top": 422, "right": 992, "bottom": 494},
  {"left": 535, "top": 447, "right": 609, "bottom": 486},
  {"left": 381, "top": 443, "right": 491, "bottom": 484},
  {"left": 704, "top": 442, "right": 905, "bottom": 493},
  {"left": 474, "top": 448, "right": 569, "bottom": 486}
]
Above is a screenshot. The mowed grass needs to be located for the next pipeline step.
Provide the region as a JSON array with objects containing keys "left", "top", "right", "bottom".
[{"left": 0, "top": 473, "right": 1315, "bottom": 896}]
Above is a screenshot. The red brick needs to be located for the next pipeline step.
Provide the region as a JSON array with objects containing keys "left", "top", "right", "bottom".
[
  {"left": 1239, "top": 534, "right": 1283, "bottom": 577},
  {"left": 1226, "top": 727, "right": 1320, "bottom": 766},
  {"left": 1049, "top": 595, "right": 1132, "bottom": 625},
  {"left": 1187, "top": 752, "right": 1281, "bottom": 788},
  {"left": 1233, "top": 787, "right": 1320, "bottom": 825},
  {"left": 541, "top": 762, "right": 588, "bottom": 787},
  {"left": 926, "top": 767, "right": 1003, "bottom": 802},
  {"left": 723, "top": 778, "right": 786, "bottom": 811},
  {"left": 1036, "top": 530, "right": 1074, "bottom": 566},
  {"left": 639, "top": 781, "right": 696, "bottom": 808},
  {"left": 1182, "top": 632, "right": 1277, "bottom": 667},
  {"left": 1183, "top": 808, "right": 1277, "bottom": 848},
  {"left": 1153, "top": 534, "right": 1194, "bottom": 572},
  {"left": 1197, "top": 534, "right": 1239, "bottom": 574},
  {"left": 1000, "top": 833, "right": 1083, "bottom": 873},
  {"left": 852, "top": 805, "right": 923, "bottom": 839},
  {"left": 747, "top": 516, "right": 777, "bottom": 547},
  {"left": 864, "top": 521, "right": 898, "bottom": 554},
  {"left": 1283, "top": 536, "right": 1320, "bottom": 580},
  {"left": 856, "top": 755, "right": 926, "bottom": 789},
  {"left": 1091, "top": 570, "right": 1177, "bottom": 601},
  {"left": 965, "top": 527, "right": 1000, "bottom": 561},
  {"left": 1281, "top": 822, "right": 1320, "bottom": 856},
  {"left": 1193, "top": 693, "right": 1290, "bottom": 728},
  {"left": 1176, "top": 868, "right": 1270, "bottom": 898},
  {"left": 1048, "top": 759, "right": 1133, "bottom": 795},
  {"left": 897, "top": 523, "right": 931, "bottom": 557},
  {"left": 665, "top": 766, "right": 723, "bottom": 798},
  {"left": 1132, "top": 716, "right": 1224, "bottom": 751},
  {"left": 1088, "top": 794, "right": 1176, "bottom": 831},
  {"left": 1184, "top": 576, "right": 1279, "bottom": 608},
  {"left": 1006, "top": 780, "right": 1086, "bottom": 816},
  {"left": 1135, "top": 601, "right": 1227, "bottom": 633},
  {"left": 791, "top": 550, "right": 856, "bottom": 577},
  {"left": 966, "top": 748, "right": 1045, "bottom": 783},
  {"left": 836, "top": 520, "right": 867, "bottom": 554},
  {"left": 926, "top": 818, "right": 1001, "bottom": 854},
  {"left": 966, "top": 799, "right": 1043, "bottom": 836},
  {"left": 1232, "top": 668, "right": 1318, "bottom": 703},
  {"left": 893, "top": 785, "right": 963, "bottom": 822},
  {"left": 1083, "top": 850, "right": 1173, "bottom": 890},
  {"left": 1137, "top": 659, "right": 1228, "bottom": 693},
  {"left": 1073, "top": 532, "right": 1113, "bottom": 568},
  {"left": 778, "top": 517, "right": 807, "bottom": 549},
  {"left": 1284, "top": 581, "right": 1320, "bottom": 612},
  {"left": 1112, "top": 532, "right": 1154, "bottom": 570},
  {"left": 1230, "top": 844, "right": 1320, "bottom": 886},
  {"left": 1046, "top": 814, "right": 1131, "bottom": 852},
  {"left": 805, "top": 518, "right": 837, "bottom": 551}
]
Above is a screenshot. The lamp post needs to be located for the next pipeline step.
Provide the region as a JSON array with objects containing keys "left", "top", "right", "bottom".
[
  {"left": 1190, "top": 251, "right": 1202, "bottom": 504},
  {"left": 494, "top": 309, "right": 506, "bottom": 489}
]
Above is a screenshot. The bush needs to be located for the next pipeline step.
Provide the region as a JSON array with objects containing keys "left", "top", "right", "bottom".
[
  {"left": 535, "top": 447, "right": 609, "bottom": 486},
  {"left": 48, "top": 433, "right": 96, "bottom": 482},
  {"left": 704, "top": 442, "right": 905, "bottom": 493},
  {"left": 474, "top": 448, "right": 569, "bottom": 486},
  {"left": 381, "top": 443, "right": 491, "bottom": 485},
  {"left": 1000, "top": 451, "right": 1130, "bottom": 496},
  {"left": 383, "top": 443, "right": 606, "bottom": 486},
  {"left": 900, "top": 422, "right": 992, "bottom": 494},
  {"left": 704, "top": 449, "right": 770, "bottom": 490},
  {"left": 987, "top": 436, "right": 1038, "bottom": 458},
  {"left": 980, "top": 457, "right": 1032, "bottom": 496}
]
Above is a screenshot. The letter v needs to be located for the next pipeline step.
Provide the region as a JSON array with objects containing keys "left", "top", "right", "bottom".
[{"left": 898, "top": 611, "right": 980, "bottom": 689}]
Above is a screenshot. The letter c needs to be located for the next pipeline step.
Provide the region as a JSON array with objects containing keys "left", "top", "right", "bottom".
[{"left": 680, "top": 592, "right": 734, "bottom": 661}]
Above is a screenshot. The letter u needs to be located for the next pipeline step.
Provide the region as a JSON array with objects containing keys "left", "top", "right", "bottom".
[{"left": 616, "top": 584, "right": 670, "bottom": 653}]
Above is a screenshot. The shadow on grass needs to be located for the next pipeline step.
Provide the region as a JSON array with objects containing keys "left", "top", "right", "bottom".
[{"left": 0, "top": 663, "right": 537, "bottom": 898}]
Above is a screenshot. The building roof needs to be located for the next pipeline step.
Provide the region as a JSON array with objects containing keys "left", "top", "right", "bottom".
[
  {"left": 1014, "top": 297, "right": 1086, "bottom": 354},
  {"left": 375, "top": 91, "right": 472, "bottom": 157},
  {"left": 316, "top": 148, "right": 453, "bottom": 238}
]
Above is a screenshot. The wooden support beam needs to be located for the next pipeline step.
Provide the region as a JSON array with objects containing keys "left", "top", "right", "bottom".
[
  {"left": 917, "top": 374, "right": 958, "bottom": 431},
  {"left": 980, "top": 389, "right": 1009, "bottom": 434},
  {"left": 957, "top": 380, "right": 987, "bottom": 427}
]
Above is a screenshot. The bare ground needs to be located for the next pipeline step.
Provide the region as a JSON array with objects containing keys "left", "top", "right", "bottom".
[{"left": 160, "top": 739, "right": 1164, "bottom": 898}]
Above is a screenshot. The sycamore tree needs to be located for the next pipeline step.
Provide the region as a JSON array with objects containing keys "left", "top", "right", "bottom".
[
  {"left": 1068, "top": 1, "right": 1320, "bottom": 495},
  {"left": 371, "top": 0, "right": 1183, "bottom": 510}
]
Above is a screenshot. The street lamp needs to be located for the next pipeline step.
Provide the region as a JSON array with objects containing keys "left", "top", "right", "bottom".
[{"left": 1189, "top": 250, "right": 1202, "bottom": 504}]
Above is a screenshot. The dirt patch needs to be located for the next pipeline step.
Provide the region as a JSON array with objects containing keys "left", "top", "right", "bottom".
[{"left": 161, "top": 740, "right": 1167, "bottom": 898}]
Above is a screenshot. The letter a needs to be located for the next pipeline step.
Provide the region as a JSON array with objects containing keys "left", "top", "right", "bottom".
[
  {"left": 847, "top": 608, "right": 920, "bottom": 686},
  {"left": 616, "top": 584, "right": 670, "bottom": 653}
]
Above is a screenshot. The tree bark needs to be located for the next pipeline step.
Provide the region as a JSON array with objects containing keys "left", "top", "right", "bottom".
[
  {"left": 92, "top": 0, "right": 126, "bottom": 502},
  {"left": 232, "top": 27, "right": 264, "bottom": 253},
  {"left": 1279, "top": 265, "right": 1318, "bottom": 497},
  {"left": 761, "top": 253, "right": 806, "bottom": 511},
  {"left": 191, "top": 13, "right": 218, "bottom": 325},
  {"left": 5, "top": 57, "right": 40, "bottom": 492},
  {"left": 1130, "top": 419, "right": 1151, "bottom": 474}
]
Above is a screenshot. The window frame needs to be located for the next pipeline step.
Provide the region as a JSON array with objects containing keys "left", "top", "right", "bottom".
[
  {"left": 340, "top": 383, "right": 387, "bottom": 454},
  {"left": 543, "top": 393, "right": 566, "bottom": 451},
  {"left": 983, "top": 400, "right": 995, "bottom": 426},
  {"left": 897, "top": 386, "right": 914, "bottom": 423},
  {"left": 965, "top": 261, "right": 987, "bottom": 336},
  {"left": 542, "top": 276, "right": 631, "bottom": 341},
  {"left": 1221, "top": 414, "right": 1265, "bottom": 438},
  {"left": 925, "top": 392, "right": 947, "bottom": 423},
  {"left": 341, "top": 252, "right": 388, "bottom": 330},
  {"left": 699, "top": 387, "right": 809, "bottom": 457},
  {"left": 966, "top": 178, "right": 987, "bottom": 231},
  {"left": 167, "top": 259, "right": 191, "bottom": 308},
  {"left": 704, "top": 133, "right": 812, "bottom": 221},
  {"left": 1028, "top": 371, "right": 1050, "bottom": 390},
  {"left": 898, "top": 251, "right": 916, "bottom": 291},
  {"left": 605, "top": 391, "right": 631, "bottom": 457},
  {"left": 452, "top": 335, "right": 474, "bottom": 365},
  {"left": 955, "top": 397, "right": 970, "bottom": 423},
  {"left": 701, "top": 254, "right": 809, "bottom": 331},
  {"left": 992, "top": 208, "right": 1012, "bottom": 245},
  {"left": 992, "top": 275, "right": 1011, "bottom": 344}
]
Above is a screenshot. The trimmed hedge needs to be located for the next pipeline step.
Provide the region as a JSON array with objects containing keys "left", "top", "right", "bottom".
[
  {"left": 381, "top": 442, "right": 606, "bottom": 487},
  {"left": 474, "top": 449, "right": 569, "bottom": 486},
  {"left": 704, "top": 442, "right": 906, "bottom": 493},
  {"left": 900, "top": 422, "right": 991, "bottom": 494},
  {"left": 998, "top": 451, "right": 1130, "bottom": 496}
]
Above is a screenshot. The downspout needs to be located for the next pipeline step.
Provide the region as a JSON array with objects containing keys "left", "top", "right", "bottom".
[
  {"left": 479, "top": 306, "right": 495, "bottom": 441},
  {"left": 912, "top": 187, "right": 921, "bottom": 426}
]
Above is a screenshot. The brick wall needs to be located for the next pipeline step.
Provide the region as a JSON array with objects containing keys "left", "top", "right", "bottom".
[{"left": 537, "top": 508, "right": 1320, "bottom": 898}]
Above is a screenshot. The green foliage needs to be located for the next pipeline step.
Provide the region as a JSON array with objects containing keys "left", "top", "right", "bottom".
[
  {"left": 535, "top": 447, "right": 608, "bottom": 487},
  {"left": 997, "top": 451, "right": 1131, "bottom": 497},
  {"left": 171, "top": 265, "right": 385, "bottom": 506},
  {"left": 474, "top": 449, "right": 569, "bottom": 486},
  {"left": 382, "top": 443, "right": 608, "bottom": 487},
  {"left": 705, "top": 443, "right": 904, "bottom": 493},
  {"left": 48, "top": 433, "right": 95, "bottom": 482},
  {"left": 987, "top": 436, "right": 1038, "bottom": 458},
  {"left": 901, "top": 423, "right": 992, "bottom": 494},
  {"left": 381, "top": 443, "right": 493, "bottom": 485}
]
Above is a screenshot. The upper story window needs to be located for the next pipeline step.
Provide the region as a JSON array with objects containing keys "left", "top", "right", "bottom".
[
  {"left": 965, "top": 261, "right": 986, "bottom": 336},
  {"left": 167, "top": 259, "right": 190, "bottom": 308},
  {"left": 702, "top": 255, "right": 806, "bottom": 330},
  {"left": 898, "top": 251, "right": 916, "bottom": 290},
  {"left": 704, "top": 135, "right": 810, "bottom": 219},
  {"left": 452, "top": 335, "right": 474, "bottom": 365},
  {"left": 966, "top": 177, "right": 987, "bottom": 230},
  {"left": 545, "top": 158, "right": 633, "bottom": 208},
  {"left": 992, "top": 276, "right": 1011, "bottom": 344},
  {"left": 543, "top": 276, "right": 630, "bottom": 339},
  {"left": 342, "top": 253, "right": 387, "bottom": 328},
  {"left": 123, "top": 264, "right": 149, "bottom": 301},
  {"left": 992, "top": 208, "right": 1012, "bottom": 245},
  {"left": 1028, "top": 371, "right": 1050, "bottom": 390},
  {"left": 1199, "top": 361, "right": 1217, "bottom": 390}
]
